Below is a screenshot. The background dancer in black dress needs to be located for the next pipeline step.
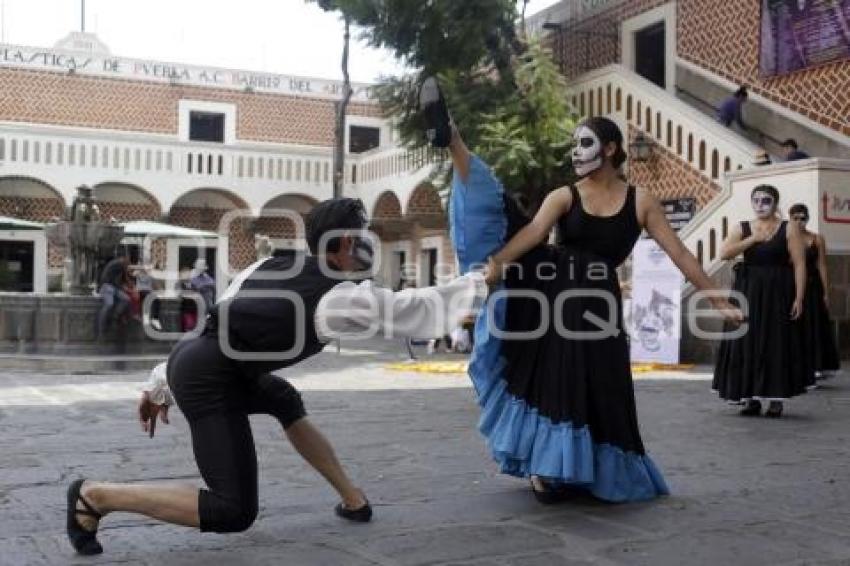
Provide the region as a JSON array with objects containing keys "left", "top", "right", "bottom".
[
  {"left": 66, "top": 198, "right": 486, "bottom": 555},
  {"left": 790, "top": 203, "right": 840, "bottom": 379},
  {"left": 713, "top": 186, "right": 809, "bottom": 417},
  {"left": 421, "top": 76, "right": 743, "bottom": 503}
]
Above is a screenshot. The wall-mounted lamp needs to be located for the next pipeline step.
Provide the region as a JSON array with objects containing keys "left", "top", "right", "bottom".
[{"left": 629, "top": 131, "right": 654, "bottom": 162}]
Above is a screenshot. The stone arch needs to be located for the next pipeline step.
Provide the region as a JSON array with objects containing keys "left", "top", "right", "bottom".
[
  {"left": 93, "top": 182, "right": 162, "bottom": 221},
  {"left": 405, "top": 184, "right": 445, "bottom": 230},
  {"left": 256, "top": 193, "right": 319, "bottom": 239},
  {"left": 405, "top": 184, "right": 444, "bottom": 217},
  {"left": 372, "top": 191, "right": 403, "bottom": 220},
  {"left": 169, "top": 187, "right": 249, "bottom": 230},
  {"left": 0, "top": 176, "right": 66, "bottom": 221},
  {"left": 169, "top": 188, "right": 254, "bottom": 271}
]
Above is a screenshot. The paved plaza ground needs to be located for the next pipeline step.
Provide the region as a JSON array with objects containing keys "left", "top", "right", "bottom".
[{"left": 0, "top": 340, "right": 849, "bottom": 566}]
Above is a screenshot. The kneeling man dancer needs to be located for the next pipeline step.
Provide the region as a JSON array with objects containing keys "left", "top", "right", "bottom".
[{"left": 67, "top": 198, "right": 486, "bottom": 555}]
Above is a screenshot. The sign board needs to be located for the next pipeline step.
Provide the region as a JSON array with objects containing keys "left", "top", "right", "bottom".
[
  {"left": 0, "top": 42, "right": 373, "bottom": 102},
  {"left": 760, "top": 0, "right": 850, "bottom": 77},
  {"left": 661, "top": 197, "right": 697, "bottom": 232},
  {"left": 629, "top": 239, "right": 684, "bottom": 364}
]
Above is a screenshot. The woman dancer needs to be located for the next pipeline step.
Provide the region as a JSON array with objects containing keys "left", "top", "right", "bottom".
[
  {"left": 790, "top": 203, "right": 840, "bottom": 379},
  {"left": 419, "top": 77, "right": 742, "bottom": 503},
  {"left": 712, "top": 186, "right": 809, "bottom": 417}
]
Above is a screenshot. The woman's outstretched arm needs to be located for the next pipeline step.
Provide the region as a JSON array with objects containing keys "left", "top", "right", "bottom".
[
  {"left": 486, "top": 187, "right": 573, "bottom": 283},
  {"left": 639, "top": 190, "right": 743, "bottom": 322}
]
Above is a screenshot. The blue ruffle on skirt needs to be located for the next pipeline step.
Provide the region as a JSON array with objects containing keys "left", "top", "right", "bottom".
[{"left": 451, "top": 155, "right": 669, "bottom": 503}]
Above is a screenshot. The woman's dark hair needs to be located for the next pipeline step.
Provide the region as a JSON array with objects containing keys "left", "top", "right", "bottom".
[
  {"left": 305, "top": 197, "right": 367, "bottom": 254},
  {"left": 789, "top": 203, "right": 809, "bottom": 217},
  {"left": 580, "top": 116, "right": 627, "bottom": 169},
  {"left": 751, "top": 184, "right": 779, "bottom": 202},
  {"left": 734, "top": 86, "right": 748, "bottom": 99}
]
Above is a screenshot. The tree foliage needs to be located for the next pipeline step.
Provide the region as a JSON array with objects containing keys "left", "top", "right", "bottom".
[
  {"left": 476, "top": 40, "right": 576, "bottom": 208},
  {"left": 310, "top": 0, "right": 576, "bottom": 208}
]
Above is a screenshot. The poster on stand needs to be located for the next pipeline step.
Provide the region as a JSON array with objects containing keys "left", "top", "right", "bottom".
[{"left": 629, "top": 239, "right": 684, "bottom": 364}]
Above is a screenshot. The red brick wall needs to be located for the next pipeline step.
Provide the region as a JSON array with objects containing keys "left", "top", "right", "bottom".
[
  {"left": 168, "top": 205, "right": 258, "bottom": 272},
  {"left": 406, "top": 184, "right": 444, "bottom": 216},
  {"left": 626, "top": 125, "right": 721, "bottom": 207},
  {"left": 98, "top": 201, "right": 160, "bottom": 222},
  {"left": 551, "top": 0, "right": 850, "bottom": 136},
  {"left": 255, "top": 216, "right": 299, "bottom": 239},
  {"left": 678, "top": 0, "right": 850, "bottom": 136},
  {"left": 0, "top": 68, "right": 382, "bottom": 145},
  {"left": 549, "top": 0, "right": 668, "bottom": 79},
  {"left": 373, "top": 191, "right": 403, "bottom": 219}
]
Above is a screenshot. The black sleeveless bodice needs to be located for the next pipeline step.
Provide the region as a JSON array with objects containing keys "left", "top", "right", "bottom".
[
  {"left": 558, "top": 185, "right": 641, "bottom": 266},
  {"left": 741, "top": 221, "right": 789, "bottom": 266},
  {"left": 208, "top": 254, "right": 344, "bottom": 374}
]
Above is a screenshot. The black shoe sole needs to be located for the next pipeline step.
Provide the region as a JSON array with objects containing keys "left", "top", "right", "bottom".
[
  {"left": 419, "top": 77, "right": 452, "bottom": 148},
  {"left": 335, "top": 501, "right": 373, "bottom": 523}
]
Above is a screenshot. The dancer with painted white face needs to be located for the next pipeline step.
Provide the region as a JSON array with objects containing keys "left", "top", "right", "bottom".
[
  {"left": 419, "top": 77, "right": 743, "bottom": 503},
  {"left": 713, "top": 185, "right": 810, "bottom": 417},
  {"left": 789, "top": 203, "right": 840, "bottom": 380}
]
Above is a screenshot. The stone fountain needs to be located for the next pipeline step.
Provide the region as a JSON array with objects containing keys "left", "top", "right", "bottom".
[
  {"left": 0, "top": 185, "right": 182, "bottom": 365},
  {"left": 46, "top": 185, "right": 125, "bottom": 295}
]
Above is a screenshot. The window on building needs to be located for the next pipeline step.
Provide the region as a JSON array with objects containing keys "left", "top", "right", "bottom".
[
  {"left": 189, "top": 112, "right": 226, "bottom": 143},
  {"left": 349, "top": 125, "right": 380, "bottom": 154}
]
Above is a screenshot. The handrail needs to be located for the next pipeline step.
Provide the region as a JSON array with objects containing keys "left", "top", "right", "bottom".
[
  {"left": 568, "top": 64, "right": 762, "bottom": 173},
  {"left": 673, "top": 85, "right": 785, "bottom": 150}
]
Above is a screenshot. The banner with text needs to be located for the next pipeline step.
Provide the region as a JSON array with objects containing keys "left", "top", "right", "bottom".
[{"left": 760, "top": 0, "right": 850, "bottom": 76}]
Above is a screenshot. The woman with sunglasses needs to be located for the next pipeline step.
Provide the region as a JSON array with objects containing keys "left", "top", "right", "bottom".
[
  {"left": 713, "top": 185, "right": 811, "bottom": 418},
  {"left": 789, "top": 203, "right": 840, "bottom": 380}
]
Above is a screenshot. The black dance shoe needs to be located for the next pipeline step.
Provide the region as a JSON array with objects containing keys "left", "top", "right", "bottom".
[
  {"left": 740, "top": 400, "right": 762, "bottom": 416},
  {"left": 418, "top": 76, "right": 452, "bottom": 148},
  {"left": 335, "top": 499, "right": 373, "bottom": 523},
  {"left": 765, "top": 401, "right": 783, "bottom": 418},
  {"left": 66, "top": 479, "right": 103, "bottom": 555},
  {"left": 530, "top": 477, "right": 566, "bottom": 505}
]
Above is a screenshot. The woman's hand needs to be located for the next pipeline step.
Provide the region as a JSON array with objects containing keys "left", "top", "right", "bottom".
[
  {"left": 710, "top": 296, "right": 745, "bottom": 324},
  {"left": 790, "top": 297, "right": 804, "bottom": 320},
  {"left": 484, "top": 256, "right": 504, "bottom": 286},
  {"left": 138, "top": 391, "right": 170, "bottom": 438}
]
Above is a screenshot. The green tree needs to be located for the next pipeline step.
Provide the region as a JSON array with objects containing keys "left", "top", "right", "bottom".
[
  {"left": 476, "top": 40, "right": 576, "bottom": 208},
  {"left": 310, "top": 0, "right": 576, "bottom": 207}
]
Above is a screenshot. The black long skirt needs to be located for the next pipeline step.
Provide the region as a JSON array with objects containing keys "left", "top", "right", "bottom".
[
  {"left": 713, "top": 263, "right": 812, "bottom": 401},
  {"left": 802, "top": 272, "right": 840, "bottom": 375}
]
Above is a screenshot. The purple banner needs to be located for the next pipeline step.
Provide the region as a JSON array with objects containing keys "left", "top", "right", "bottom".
[{"left": 760, "top": 0, "right": 850, "bottom": 76}]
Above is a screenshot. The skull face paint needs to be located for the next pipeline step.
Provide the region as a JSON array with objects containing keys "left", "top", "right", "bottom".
[
  {"left": 572, "top": 125, "right": 603, "bottom": 177},
  {"left": 751, "top": 191, "right": 776, "bottom": 219}
]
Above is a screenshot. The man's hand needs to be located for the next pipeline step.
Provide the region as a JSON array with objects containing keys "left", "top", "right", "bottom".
[{"left": 138, "top": 391, "right": 170, "bottom": 438}]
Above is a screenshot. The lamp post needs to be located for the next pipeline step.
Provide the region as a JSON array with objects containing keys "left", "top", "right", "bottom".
[{"left": 629, "top": 131, "right": 654, "bottom": 162}]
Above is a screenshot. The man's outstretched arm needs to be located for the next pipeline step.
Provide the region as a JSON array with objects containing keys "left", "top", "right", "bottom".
[{"left": 315, "top": 272, "right": 488, "bottom": 341}]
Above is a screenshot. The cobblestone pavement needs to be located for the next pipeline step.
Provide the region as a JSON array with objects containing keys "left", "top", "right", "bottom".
[{"left": 0, "top": 341, "right": 848, "bottom": 566}]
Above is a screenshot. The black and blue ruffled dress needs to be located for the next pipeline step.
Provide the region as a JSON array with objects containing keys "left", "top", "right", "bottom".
[{"left": 450, "top": 155, "right": 669, "bottom": 502}]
